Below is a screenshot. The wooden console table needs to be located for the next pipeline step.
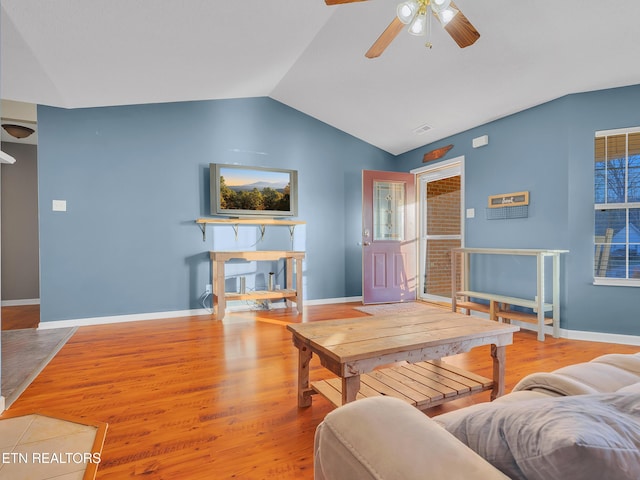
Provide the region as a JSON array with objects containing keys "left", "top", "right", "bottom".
[
  {"left": 451, "top": 248, "right": 568, "bottom": 342},
  {"left": 210, "top": 250, "right": 305, "bottom": 320}
]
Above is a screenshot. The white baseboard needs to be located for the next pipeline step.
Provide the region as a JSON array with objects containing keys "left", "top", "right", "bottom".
[
  {"left": 0, "top": 395, "right": 5, "bottom": 414},
  {"left": 1, "top": 298, "right": 40, "bottom": 307},
  {"left": 36, "top": 297, "right": 361, "bottom": 330},
  {"left": 38, "top": 302, "right": 312, "bottom": 330},
  {"left": 563, "top": 328, "right": 640, "bottom": 346},
  {"left": 462, "top": 311, "right": 640, "bottom": 347},
  {"left": 490, "top": 318, "right": 640, "bottom": 346},
  {"left": 306, "top": 296, "right": 362, "bottom": 306},
  {"left": 37, "top": 300, "right": 302, "bottom": 330},
  {"left": 38, "top": 308, "right": 212, "bottom": 330}
]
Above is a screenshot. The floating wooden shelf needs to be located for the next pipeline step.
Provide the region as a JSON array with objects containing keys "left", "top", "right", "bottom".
[
  {"left": 196, "top": 218, "right": 306, "bottom": 226},
  {"left": 196, "top": 218, "right": 306, "bottom": 241}
]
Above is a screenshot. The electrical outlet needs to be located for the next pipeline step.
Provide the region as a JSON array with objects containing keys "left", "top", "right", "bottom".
[{"left": 205, "top": 284, "right": 212, "bottom": 294}]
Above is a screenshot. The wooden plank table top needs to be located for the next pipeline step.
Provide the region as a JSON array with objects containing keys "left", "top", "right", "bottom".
[{"left": 287, "top": 304, "right": 519, "bottom": 408}]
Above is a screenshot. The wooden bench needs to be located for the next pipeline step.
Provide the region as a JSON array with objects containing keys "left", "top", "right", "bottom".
[
  {"left": 455, "top": 290, "right": 554, "bottom": 327},
  {"left": 450, "top": 248, "right": 567, "bottom": 341}
]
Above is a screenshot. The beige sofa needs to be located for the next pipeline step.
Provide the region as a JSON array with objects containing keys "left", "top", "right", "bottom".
[{"left": 314, "top": 353, "right": 640, "bottom": 480}]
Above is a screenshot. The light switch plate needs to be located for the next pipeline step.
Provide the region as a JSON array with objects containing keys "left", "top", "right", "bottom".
[
  {"left": 52, "top": 200, "right": 67, "bottom": 212},
  {"left": 466, "top": 208, "right": 475, "bottom": 218}
]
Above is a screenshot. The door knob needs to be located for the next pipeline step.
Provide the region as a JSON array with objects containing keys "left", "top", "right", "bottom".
[{"left": 363, "top": 242, "right": 371, "bottom": 246}]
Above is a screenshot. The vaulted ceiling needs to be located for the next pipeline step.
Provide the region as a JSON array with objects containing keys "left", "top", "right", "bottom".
[{"left": 2, "top": 0, "right": 640, "bottom": 155}]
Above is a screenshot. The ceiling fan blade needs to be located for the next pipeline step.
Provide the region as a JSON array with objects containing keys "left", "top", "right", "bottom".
[
  {"left": 443, "top": 2, "right": 480, "bottom": 48},
  {"left": 325, "top": 0, "right": 369, "bottom": 5},
  {"left": 365, "top": 17, "right": 405, "bottom": 59}
]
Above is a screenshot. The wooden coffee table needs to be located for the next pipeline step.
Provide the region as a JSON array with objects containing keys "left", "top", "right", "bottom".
[{"left": 287, "top": 305, "right": 519, "bottom": 410}]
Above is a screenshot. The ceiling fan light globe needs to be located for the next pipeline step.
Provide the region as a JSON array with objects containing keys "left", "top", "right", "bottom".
[
  {"left": 437, "top": 6, "right": 458, "bottom": 25},
  {"left": 408, "top": 11, "right": 428, "bottom": 36},
  {"left": 397, "top": 0, "right": 419, "bottom": 24},
  {"left": 430, "top": 0, "right": 451, "bottom": 13}
]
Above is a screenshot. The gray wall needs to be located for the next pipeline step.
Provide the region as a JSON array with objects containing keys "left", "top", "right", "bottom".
[{"left": 1, "top": 142, "right": 39, "bottom": 301}]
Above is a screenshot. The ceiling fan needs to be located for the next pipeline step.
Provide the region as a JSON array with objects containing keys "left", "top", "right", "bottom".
[{"left": 325, "top": 0, "right": 480, "bottom": 58}]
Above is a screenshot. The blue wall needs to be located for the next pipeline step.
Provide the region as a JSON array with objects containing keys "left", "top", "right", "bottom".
[
  {"left": 398, "top": 84, "right": 640, "bottom": 336},
  {"left": 37, "top": 86, "right": 640, "bottom": 334},
  {"left": 37, "top": 98, "right": 394, "bottom": 322},
  {"left": 565, "top": 86, "right": 640, "bottom": 335}
]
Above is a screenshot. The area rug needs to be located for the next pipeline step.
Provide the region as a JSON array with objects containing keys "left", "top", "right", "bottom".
[
  {"left": 354, "top": 302, "right": 444, "bottom": 316},
  {"left": 0, "top": 411, "right": 107, "bottom": 480},
  {"left": 1, "top": 327, "right": 77, "bottom": 408}
]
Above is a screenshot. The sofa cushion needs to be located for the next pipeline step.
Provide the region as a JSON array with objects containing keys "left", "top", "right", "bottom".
[
  {"left": 618, "top": 382, "right": 640, "bottom": 394},
  {"left": 594, "top": 353, "right": 640, "bottom": 375},
  {"left": 433, "top": 391, "right": 551, "bottom": 427},
  {"left": 441, "top": 392, "right": 640, "bottom": 480},
  {"left": 513, "top": 353, "right": 640, "bottom": 396}
]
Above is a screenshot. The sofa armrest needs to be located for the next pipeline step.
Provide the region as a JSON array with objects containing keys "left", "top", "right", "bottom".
[{"left": 314, "top": 397, "right": 508, "bottom": 480}]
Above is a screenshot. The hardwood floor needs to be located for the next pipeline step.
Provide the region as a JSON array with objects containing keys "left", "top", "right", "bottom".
[
  {"left": 2, "top": 304, "right": 40, "bottom": 330},
  {"left": 2, "top": 302, "right": 639, "bottom": 479}
]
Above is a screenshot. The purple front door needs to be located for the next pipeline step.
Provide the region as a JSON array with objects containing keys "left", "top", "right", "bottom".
[{"left": 362, "top": 170, "right": 417, "bottom": 304}]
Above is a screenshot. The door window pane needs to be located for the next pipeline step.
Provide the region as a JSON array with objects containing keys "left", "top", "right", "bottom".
[{"left": 374, "top": 181, "right": 405, "bottom": 241}]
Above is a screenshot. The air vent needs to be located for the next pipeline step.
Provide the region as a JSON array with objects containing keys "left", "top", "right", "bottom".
[{"left": 413, "top": 123, "right": 432, "bottom": 135}]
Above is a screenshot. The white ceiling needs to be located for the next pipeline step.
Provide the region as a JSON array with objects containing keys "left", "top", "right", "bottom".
[{"left": 2, "top": 0, "right": 640, "bottom": 155}]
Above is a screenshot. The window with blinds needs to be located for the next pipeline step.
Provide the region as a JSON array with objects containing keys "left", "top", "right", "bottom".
[{"left": 594, "top": 127, "right": 640, "bottom": 285}]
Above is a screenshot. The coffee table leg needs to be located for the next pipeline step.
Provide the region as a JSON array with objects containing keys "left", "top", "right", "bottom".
[
  {"left": 297, "top": 345, "right": 313, "bottom": 407},
  {"left": 342, "top": 375, "right": 361, "bottom": 404},
  {"left": 491, "top": 344, "right": 505, "bottom": 400}
]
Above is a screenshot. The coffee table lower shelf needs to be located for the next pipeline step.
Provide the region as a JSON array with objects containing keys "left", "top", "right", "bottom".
[{"left": 311, "top": 360, "right": 493, "bottom": 411}]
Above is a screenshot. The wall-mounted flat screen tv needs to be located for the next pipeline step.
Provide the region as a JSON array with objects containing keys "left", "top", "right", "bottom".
[{"left": 210, "top": 163, "right": 298, "bottom": 217}]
